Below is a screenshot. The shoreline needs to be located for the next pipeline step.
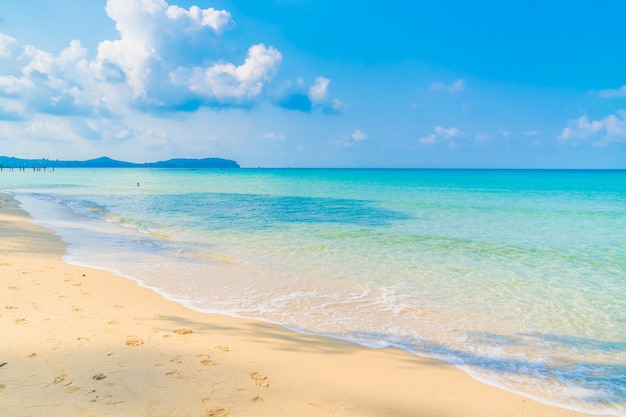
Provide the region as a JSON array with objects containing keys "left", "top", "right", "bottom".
[{"left": 0, "top": 192, "right": 605, "bottom": 417}]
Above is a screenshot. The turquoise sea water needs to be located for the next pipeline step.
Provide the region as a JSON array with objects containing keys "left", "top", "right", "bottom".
[{"left": 2, "top": 168, "right": 625, "bottom": 415}]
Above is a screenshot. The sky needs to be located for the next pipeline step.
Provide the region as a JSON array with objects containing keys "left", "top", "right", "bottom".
[{"left": 1, "top": 0, "right": 625, "bottom": 168}]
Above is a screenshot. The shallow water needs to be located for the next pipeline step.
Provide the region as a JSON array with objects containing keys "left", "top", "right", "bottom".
[{"left": 3, "top": 168, "right": 625, "bottom": 415}]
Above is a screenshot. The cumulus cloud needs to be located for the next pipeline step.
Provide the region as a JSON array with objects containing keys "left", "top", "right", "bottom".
[
  {"left": 0, "top": 39, "right": 108, "bottom": 119},
  {"left": 0, "top": 0, "right": 285, "bottom": 119},
  {"left": 308, "top": 76, "right": 330, "bottom": 102},
  {"left": 273, "top": 76, "right": 346, "bottom": 113},
  {"left": 0, "top": 33, "right": 19, "bottom": 60},
  {"left": 559, "top": 112, "right": 626, "bottom": 146},
  {"left": 172, "top": 43, "right": 282, "bottom": 106},
  {"left": 0, "top": 0, "right": 348, "bottom": 161},
  {"left": 430, "top": 79, "right": 466, "bottom": 93},
  {"left": 95, "top": 0, "right": 281, "bottom": 108},
  {"left": 419, "top": 126, "right": 464, "bottom": 145},
  {"left": 165, "top": 4, "right": 233, "bottom": 34},
  {"left": 598, "top": 85, "right": 626, "bottom": 98},
  {"left": 0, "top": 0, "right": 299, "bottom": 145}
]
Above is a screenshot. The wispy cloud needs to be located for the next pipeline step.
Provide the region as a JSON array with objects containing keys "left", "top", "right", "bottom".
[
  {"left": 598, "top": 85, "right": 626, "bottom": 99},
  {"left": 474, "top": 132, "right": 489, "bottom": 143},
  {"left": 559, "top": 111, "right": 626, "bottom": 146},
  {"left": 430, "top": 79, "right": 466, "bottom": 93},
  {"left": 331, "top": 129, "right": 368, "bottom": 148},
  {"left": 419, "top": 126, "right": 464, "bottom": 146},
  {"left": 260, "top": 132, "right": 286, "bottom": 141}
]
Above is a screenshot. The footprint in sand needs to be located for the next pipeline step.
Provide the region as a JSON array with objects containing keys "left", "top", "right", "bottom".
[
  {"left": 53, "top": 373, "right": 73, "bottom": 386},
  {"left": 165, "top": 370, "right": 185, "bottom": 379},
  {"left": 27, "top": 353, "right": 38, "bottom": 358},
  {"left": 77, "top": 337, "right": 90, "bottom": 343},
  {"left": 197, "top": 354, "right": 218, "bottom": 367},
  {"left": 207, "top": 408, "right": 230, "bottom": 417},
  {"left": 66, "top": 386, "right": 80, "bottom": 394},
  {"left": 125, "top": 336, "right": 144, "bottom": 347},
  {"left": 173, "top": 328, "right": 193, "bottom": 335},
  {"left": 216, "top": 345, "right": 230, "bottom": 353},
  {"left": 71, "top": 306, "right": 82, "bottom": 313},
  {"left": 92, "top": 374, "right": 107, "bottom": 381},
  {"left": 5, "top": 305, "right": 17, "bottom": 310},
  {"left": 250, "top": 372, "right": 270, "bottom": 388},
  {"left": 14, "top": 318, "right": 27, "bottom": 325}
]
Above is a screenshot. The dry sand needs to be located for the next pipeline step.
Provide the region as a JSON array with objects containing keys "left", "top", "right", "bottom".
[{"left": 0, "top": 193, "right": 600, "bottom": 417}]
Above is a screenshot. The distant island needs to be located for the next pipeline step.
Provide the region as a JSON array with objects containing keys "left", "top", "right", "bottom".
[{"left": 0, "top": 156, "right": 240, "bottom": 169}]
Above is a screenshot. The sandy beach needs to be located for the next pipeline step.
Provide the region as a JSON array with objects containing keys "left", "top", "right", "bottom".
[{"left": 0, "top": 192, "right": 600, "bottom": 417}]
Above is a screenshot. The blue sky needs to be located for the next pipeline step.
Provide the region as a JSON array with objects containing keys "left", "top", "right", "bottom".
[{"left": 1, "top": 0, "right": 625, "bottom": 168}]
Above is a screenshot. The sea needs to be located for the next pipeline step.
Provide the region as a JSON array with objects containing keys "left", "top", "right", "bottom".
[{"left": 2, "top": 168, "right": 625, "bottom": 415}]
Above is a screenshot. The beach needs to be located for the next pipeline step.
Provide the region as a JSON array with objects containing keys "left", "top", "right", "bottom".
[{"left": 0, "top": 192, "right": 603, "bottom": 416}]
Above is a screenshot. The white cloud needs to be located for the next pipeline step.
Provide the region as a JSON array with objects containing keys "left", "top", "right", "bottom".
[
  {"left": 0, "top": 76, "right": 33, "bottom": 97},
  {"left": 419, "top": 126, "right": 464, "bottom": 145},
  {"left": 308, "top": 76, "right": 346, "bottom": 113},
  {"left": 559, "top": 112, "right": 626, "bottom": 146},
  {"left": 0, "top": 0, "right": 285, "bottom": 119},
  {"left": 182, "top": 43, "right": 282, "bottom": 103},
  {"left": 430, "top": 79, "right": 466, "bottom": 93},
  {"left": 165, "top": 5, "right": 233, "bottom": 34},
  {"left": 598, "top": 85, "right": 626, "bottom": 98},
  {"left": 331, "top": 129, "right": 368, "bottom": 148},
  {"left": 260, "top": 132, "right": 285, "bottom": 141},
  {"left": 94, "top": 0, "right": 281, "bottom": 106},
  {"left": 308, "top": 76, "right": 330, "bottom": 102},
  {"left": 351, "top": 129, "right": 367, "bottom": 141},
  {"left": 436, "top": 126, "right": 461, "bottom": 139},
  {"left": 0, "top": 33, "right": 19, "bottom": 58},
  {"left": 0, "top": 0, "right": 345, "bottom": 162},
  {"left": 0, "top": 39, "right": 109, "bottom": 118},
  {"left": 273, "top": 76, "right": 345, "bottom": 113}
]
